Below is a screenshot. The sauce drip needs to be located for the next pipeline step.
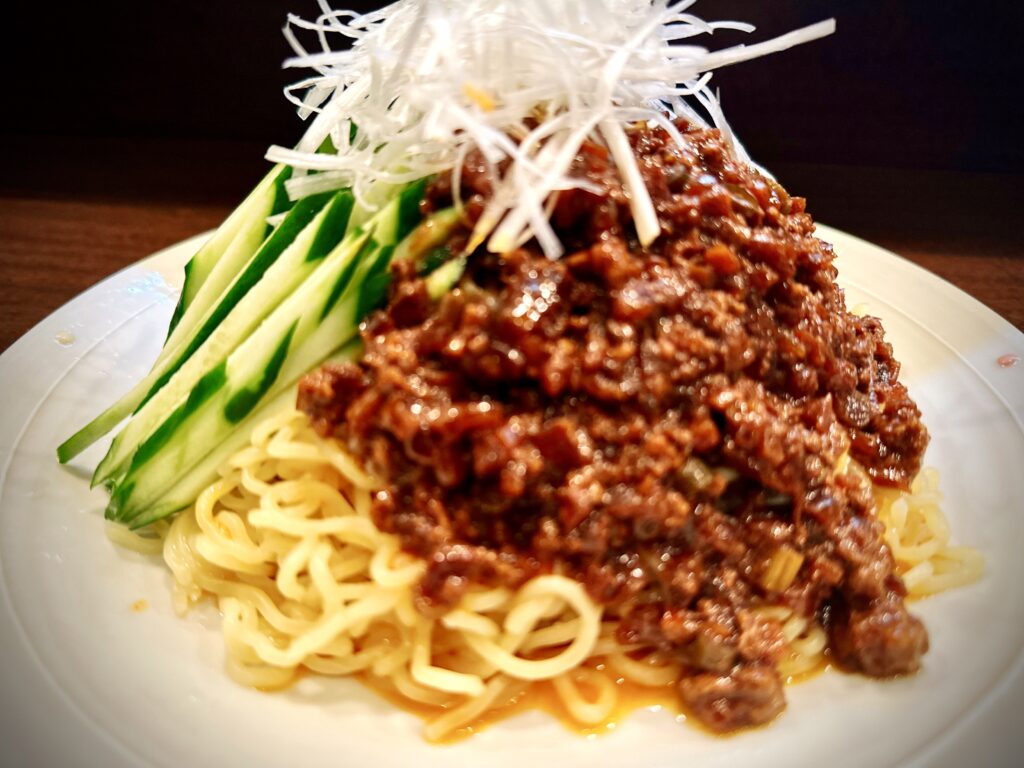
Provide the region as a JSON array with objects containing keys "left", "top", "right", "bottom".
[
  {"left": 997, "top": 354, "right": 1020, "bottom": 368},
  {"left": 356, "top": 659, "right": 830, "bottom": 744}
]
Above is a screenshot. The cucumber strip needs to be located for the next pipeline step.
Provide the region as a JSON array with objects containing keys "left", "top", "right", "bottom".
[
  {"left": 108, "top": 239, "right": 377, "bottom": 523},
  {"left": 91, "top": 192, "right": 360, "bottom": 486},
  {"left": 108, "top": 183, "right": 426, "bottom": 523},
  {"left": 164, "top": 165, "right": 291, "bottom": 347},
  {"left": 56, "top": 165, "right": 291, "bottom": 464},
  {"left": 392, "top": 207, "right": 460, "bottom": 263},
  {"left": 125, "top": 343, "right": 362, "bottom": 530},
  {"left": 128, "top": 218, "right": 465, "bottom": 529},
  {"left": 346, "top": 183, "right": 400, "bottom": 232},
  {"left": 426, "top": 256, "right": 467, "bottom": 300},
  {"left": 351, "top": 205, "right": 461, "bottom": 314},
  {"left": 143, "top": 191, "right": 352, "bottom": 407}
]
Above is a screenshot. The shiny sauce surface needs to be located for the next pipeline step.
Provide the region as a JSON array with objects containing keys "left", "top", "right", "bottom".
[{"left": 356, "top": 659, "right": 830, "bottom": 744}]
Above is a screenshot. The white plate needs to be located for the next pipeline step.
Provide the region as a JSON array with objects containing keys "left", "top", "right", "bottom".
[{"left": 1, "top": 226, "right": 1022, "bottom": 768}]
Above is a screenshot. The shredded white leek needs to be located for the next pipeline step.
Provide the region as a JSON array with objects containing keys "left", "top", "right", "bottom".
[{"left": 268, "top": 0, "right": 835, "bottom": 258}]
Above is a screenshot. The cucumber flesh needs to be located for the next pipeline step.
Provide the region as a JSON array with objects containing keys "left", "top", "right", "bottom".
[
  {"left": 108, "top": 184, "right": 426, "bottom": 523},
  {"left": 126, "top": 343, "right": 361, "bottom": 530},
  {"left": 129, "top": 225, "right": 464, "bottom": 529},
  {"left": 164, "top": 165, "right": 292, "bottom": 339},
  {"left": 393, "top": 207, "right": 460, "bottom": 263},
  {"left": 109, "top": 239, "right": 376, "bottom": 522},
  {"left": 426, "top": 256, "right": 467, "bottom": 300},
  {"left": 163, "top": 165, "right": 291, "bottom": 352},
  {"left": 142, "top": 191, "right": 353, "bottom": 408},
  {"left": 91, "top": 191, "right": 354, "bottom": 485},
  {"left": 56, "top": 165, "right": 291, "bottom": 464}
]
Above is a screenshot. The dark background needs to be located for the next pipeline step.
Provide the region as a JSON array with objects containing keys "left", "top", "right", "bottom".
[
  {"left": 6, "top": 0, "right": 1022, "bottom": 172},
  {"left": 2, "top": 0, "right": 1023, "bottom": 350}
]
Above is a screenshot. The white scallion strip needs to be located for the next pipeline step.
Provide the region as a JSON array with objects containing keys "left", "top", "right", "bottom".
[
  {"left": 271, "top": 0, "right": 835, "bottom": 258},
  {"left": 600, "top": 119, "right": 660, "bottom": 246}
]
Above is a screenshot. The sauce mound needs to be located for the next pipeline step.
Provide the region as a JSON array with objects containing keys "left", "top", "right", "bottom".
[{"left": 298, "top": 121, "right": 929, "bottom": 732}]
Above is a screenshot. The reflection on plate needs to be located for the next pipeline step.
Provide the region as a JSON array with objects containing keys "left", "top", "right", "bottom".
[{"left": 1, "top": 226, "right": 1022, "bottom": 768}]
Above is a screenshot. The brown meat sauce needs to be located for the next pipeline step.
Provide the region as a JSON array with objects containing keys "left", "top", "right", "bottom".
[{"left": 297, "top": 121, "right": 930, "bottom": 732}]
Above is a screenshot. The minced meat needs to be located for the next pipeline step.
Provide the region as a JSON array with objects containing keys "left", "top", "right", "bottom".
[{"left": 297, "top": 120, "right": 929, "bottom": 732}]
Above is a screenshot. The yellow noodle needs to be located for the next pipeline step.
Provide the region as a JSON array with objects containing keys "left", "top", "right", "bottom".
[
  {"left": 553, "top": 667, "right": 618, "bottom": 724},
  {"left": 422, "top": 675, "right": 528, "bottom": 742},
  {"left": 607, "top": 651, "right": 682, "bottom": 687},
  {"left": 873, "top": 463, "right": 983, "bottom": 599},
  {"left": 156, "top": 406, "right": 983, "bottom": 740}
]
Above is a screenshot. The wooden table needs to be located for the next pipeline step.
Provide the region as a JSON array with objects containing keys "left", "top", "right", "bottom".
[{"left": 2, "top": 137, "right": 1021, "bottom": 354}]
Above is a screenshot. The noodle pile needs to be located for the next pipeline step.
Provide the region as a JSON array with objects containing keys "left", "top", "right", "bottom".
[
  {"left": 142, "top": 407, "right": 981, "bottom": 740},
  {"left": 873, "top": 467, "right": 984, "bottom": 597}
]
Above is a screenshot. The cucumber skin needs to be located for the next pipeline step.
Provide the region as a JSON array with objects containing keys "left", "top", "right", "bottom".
[
  {"left": 108, "top": 322, "right": 297, "bottom": 523},
  {"left": 56, "top": 166, "right": 291, "bottom": 465},
  {"left": 319, "top": 233, "right": 373, "bottom": 323},
  {"left": 91, "top": 191, "right": 357, "bottom": 487},
  {"left": 165, "top": 166, "right": 292, "bottom": 340},
  {"left": 107, "top": 225, "right": 373, "bottom": 521},
  {"left": 306, "top": 193, "right": 355, "bottom": 263},
  {"left": 125, "top": 344, "right": 361, "bottom": 529},
  {"left": 224, "top": 320, "right": 299, "bottom": 424},
  {"left": 166, "top": 259, "right": 195, "bottom": 341},
  {"left": 356, "top": 244, "right": 397, "bottom": 319},
  {"left": 108, "top": 184, "right": 446, "bottom": 527},
  {"left": 139, "top": 191, "right": 351, "bottom": 411},
  {"left": 127, "top": 363, "right": 229, "bottom": 473}
]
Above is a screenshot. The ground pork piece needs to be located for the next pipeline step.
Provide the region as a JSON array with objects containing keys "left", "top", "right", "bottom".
[
  {"left": 830, "top": 597, "right": 929, "bottom": 676},
  {"left": 677, "top": 664, "right": 786, "bottom": 732}
]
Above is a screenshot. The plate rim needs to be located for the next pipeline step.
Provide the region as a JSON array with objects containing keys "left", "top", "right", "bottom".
[{"left": 1, "top": 224, "right": 1022, "bottom": 768}]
